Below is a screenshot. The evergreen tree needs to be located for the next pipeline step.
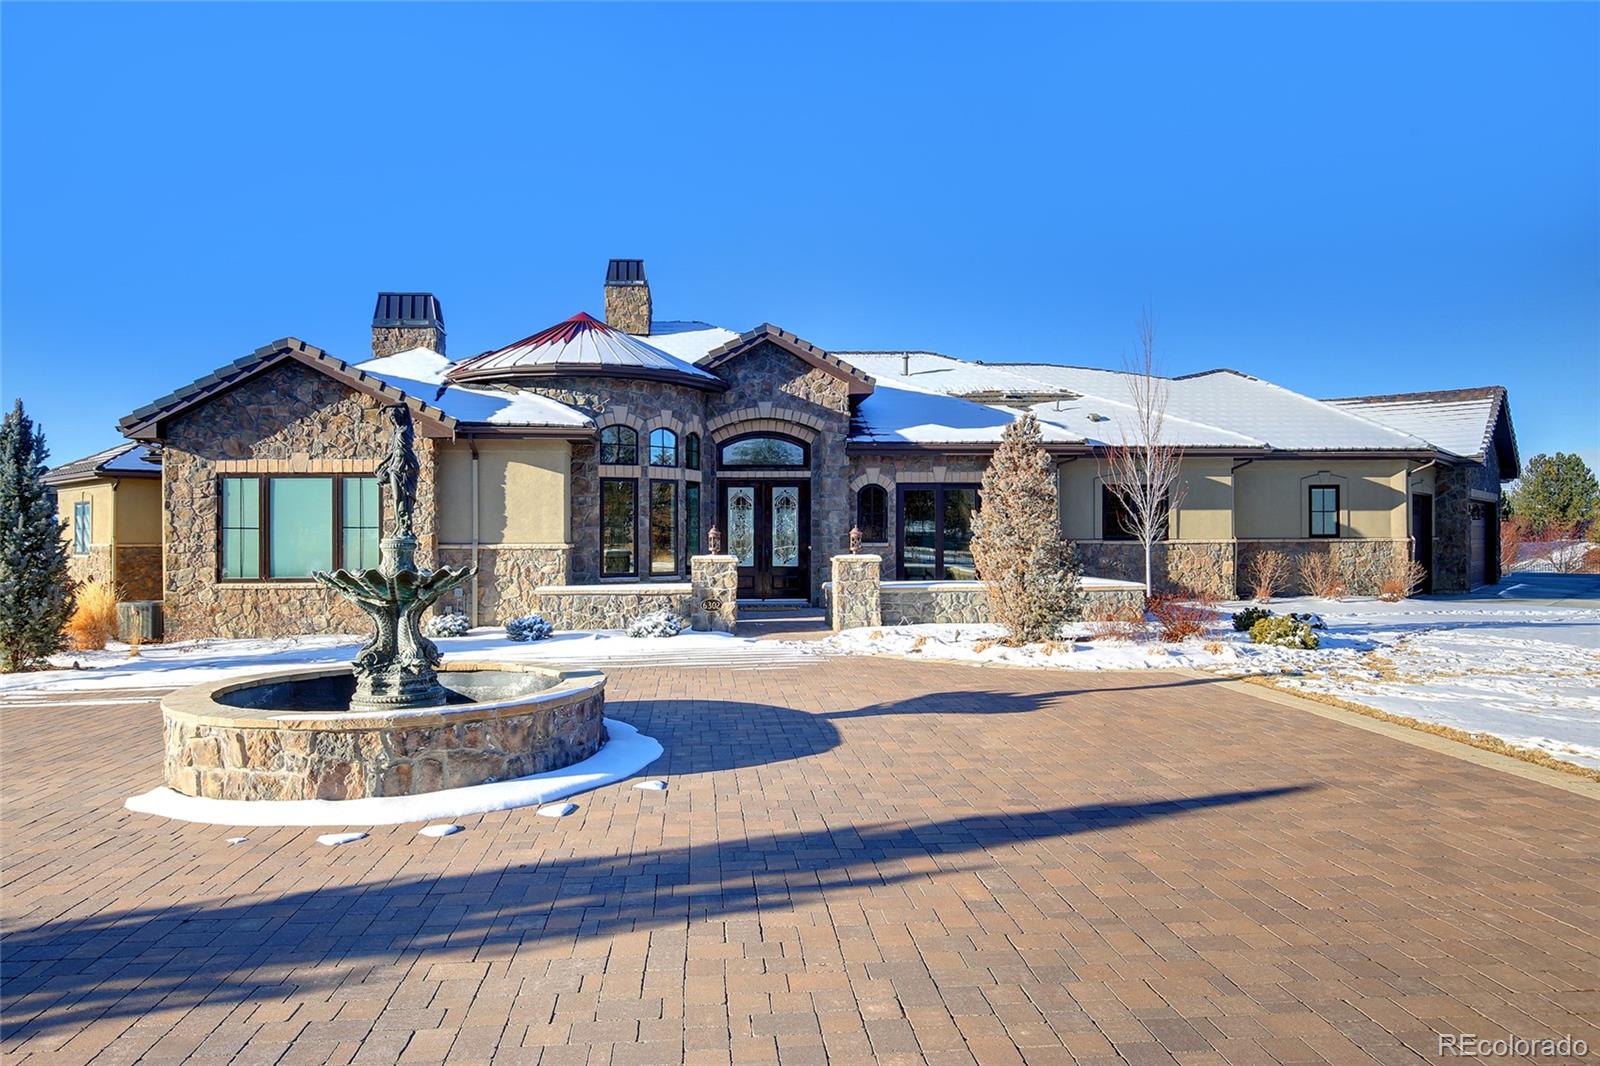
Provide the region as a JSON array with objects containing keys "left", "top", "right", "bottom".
[
  {"left": 0, "top": 400, "right": 76, "bottom": 671},
  {"left": 971, "top": 412, "right": 1082, "bottom": 644},
  {"left": 1505, "top": 452, "right": 1599, "bottom": 537}
]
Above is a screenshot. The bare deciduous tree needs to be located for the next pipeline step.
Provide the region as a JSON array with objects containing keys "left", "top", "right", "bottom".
[{"left": 1100, "top": 312, "right": 1186, "bottom": 596}]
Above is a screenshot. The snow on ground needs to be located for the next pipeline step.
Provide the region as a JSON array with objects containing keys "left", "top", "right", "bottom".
[
  {"left": 0, "top": 628, "right": 818, "bottom": 698},
  {"left": 126, "top": 718, "right": 662, "bottom": 826},
  {"left": 820, "top": 594, "right": 1600, "bottom": 772}
]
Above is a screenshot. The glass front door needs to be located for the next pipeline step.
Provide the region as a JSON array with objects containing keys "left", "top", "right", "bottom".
[{"left": 719, "top": 480, "right": 810, "bottom": 600}]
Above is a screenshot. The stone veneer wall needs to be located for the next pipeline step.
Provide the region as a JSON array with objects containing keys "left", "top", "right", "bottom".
[
  {"left": 1432, "top": 450, "right": 1501, "bottom": 593},
  {"left": 1072, "top": 541, "right": 1237, "bottom": 599},
  {"left": 67, "top": 545, "right": 113, "bottom": 591},
  {"left": 1236, "top": 539, "right": 1411, "bottom": 597},
  {"left": 532, "top": 584, "right": 694, "bottom": 631},
  {"left": 518, "top": 375, "right": 708, "bottom": 584},
  {"left": 436, "top": 545, "right": 571, "bottom": 626},
  {"left": 371, "top": 324, "right": 444, "bottom": 359},
  {"left": 709, "top": 341, "right": 854, "bottom": 603},
  {"left": 163, "top": 668, "right": 603, "bottom": 801},
  {"left": 114, "top": 545, "right": 163, "bottom": 601},
  {"left": 688, "top": 555, "right": 739, "bottom": 633},
  {"left": 162, "top": 361, "right": 438, "bottom": 640},
  {"left": 829, "top": 555, "right": 882, "bottom": 631}
]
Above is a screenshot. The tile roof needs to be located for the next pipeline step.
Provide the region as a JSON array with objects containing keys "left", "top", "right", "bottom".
[
  {"left": 45, "top": 442, "right": 161, "bottom": 485},
  {"left": 1324, "top": 387, "right": 1510, "bottom": 461}
]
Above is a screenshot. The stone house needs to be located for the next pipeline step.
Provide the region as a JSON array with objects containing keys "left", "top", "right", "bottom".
[{"left": 53, "top": 260, "right": 1518, "bottom": 638}]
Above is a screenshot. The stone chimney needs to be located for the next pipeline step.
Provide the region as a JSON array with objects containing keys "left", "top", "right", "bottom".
[
  {"left": 603, "top": 259, "right": 651, "bottom": 335},
  {"left": 371, "top": 292, "right": 445, "bottom": 358}
]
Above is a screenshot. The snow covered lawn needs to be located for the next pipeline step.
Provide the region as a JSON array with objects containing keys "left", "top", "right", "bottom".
[
  {"left": 821, "top": 595, "right": 1600, "bottom": 773},
  {"left": 0, "top": 627, "right": 816, "bottom": 698}
]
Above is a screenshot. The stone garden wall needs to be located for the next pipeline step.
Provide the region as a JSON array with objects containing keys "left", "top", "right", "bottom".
[
  {"left": 1071, "top": 541, "right": 1237, "bottom": 599},
  {"left": 161, "top": 361, "right": 438, "bottom": 641},
  {"left": 533, "top": 584, "right": 693, "bottom": 631},
  {"left": 827, "top": 555, "right": 1146, "bottom": 630}
]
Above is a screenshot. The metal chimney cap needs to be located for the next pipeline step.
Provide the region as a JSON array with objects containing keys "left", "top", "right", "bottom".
[
  {"left": 373, "top": 292, "right": 444, "bottom": 328},
  {"left": 605, "top": 259, "right": 647, "bottom": 286}
]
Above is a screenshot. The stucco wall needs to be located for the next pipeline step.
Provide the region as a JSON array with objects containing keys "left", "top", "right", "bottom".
[
  {"left": 1234, "top": 460, "right": 1408, "bottom": 540},
  {"left": 114, "top": 477, "right": 164, "bottom": 544},
  {"left": 161, "top": 361, "right": 439, "bottom": 640},
  {"left": 436, "top": 439, "right": 571, "bottom": 545}
]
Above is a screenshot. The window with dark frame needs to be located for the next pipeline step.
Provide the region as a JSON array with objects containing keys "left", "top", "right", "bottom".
[
  {"left": 856, "top": 485, "right": 888, "bottom": 543},
  {"left": 218, "top": 474, "right": 378, "bottom": 581},
  {"left": 650, "top": 482, "right": 677, "bottom": 574},
  {"left": 1100, "top": 485, "right": 1167, "bottom": 541},
  {"left": 718, "top": 434, "right": 808, "bottom": 468},
  {"left": 601, "top": 478, "right": 637, "bottom": 577},
  {"left": 686, "top": 482, "right": 701, "bottom": 557},
  {"left": 600, "top": 425, "right": 638, "bottom": 465},
  {"left": 897, "top": 485, "right": 980, "bottom": 580},
  {"left": 1309, "top": 485, "right": 1340, "bottom": 538},
  {"left": 685, "top": 433, "right": 701, "bottom": 471},
  {"left": 72, "top": 501, "right": 91, "bottom": 555},
  {"left": 648, "top": 429, "right": 678, "bottom": 467}
]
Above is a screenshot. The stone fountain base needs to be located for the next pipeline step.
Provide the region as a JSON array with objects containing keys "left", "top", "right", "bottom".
[{"left": 161, "top": 662, "right": 605, "bottom": 801}]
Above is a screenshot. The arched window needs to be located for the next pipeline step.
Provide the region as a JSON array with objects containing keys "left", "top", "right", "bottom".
[
  {"left": 856, "top": 485, "right": 888, "bottom": 543},
  {"left": 648, "top": 428, "right": 678, "bottom": 467},
  {"left": 718, "top": 434, "right": 809, "bottom": 469},
  {"left": 599, "top": 425, "right": 637, "bottom": 465},
  {"left": 685, "top": 432, "right": 701, "bottom": 470}
]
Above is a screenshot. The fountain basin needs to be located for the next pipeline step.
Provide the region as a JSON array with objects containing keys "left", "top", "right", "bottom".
[{"left": 161, "top": 662, "right": 606, "bottom": 801}]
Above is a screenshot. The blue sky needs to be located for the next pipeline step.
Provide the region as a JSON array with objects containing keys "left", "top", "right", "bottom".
[{"left": 3, "top": 3, "right": 1595, "bottom": 471}]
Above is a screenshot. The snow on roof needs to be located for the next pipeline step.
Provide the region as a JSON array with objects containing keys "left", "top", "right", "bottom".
[
  {"left": 351, "top": 348, "right": 592, "bottom": 429},
  {"left": 851, "top": 380, "right": 1082, "bottom": 445},
  {"left": 839, "top": 352, "right": 1433, "bottom": 452},
  {"left": 451, "top": 312, "right": 720, "bottom": 386},
  {"left": 1325, "top": 393, "right": 1499, "bottom": 459},
  {"left": 45, "top": 441, "right": 162, "bottom": 484},
  {"left": 642, "top": 321, "right": 742, "bottom": 364}
]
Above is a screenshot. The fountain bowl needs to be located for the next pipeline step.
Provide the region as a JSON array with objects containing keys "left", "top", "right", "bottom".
[{"left": 161, "top": 662, "right": 606, "bottom": 801}]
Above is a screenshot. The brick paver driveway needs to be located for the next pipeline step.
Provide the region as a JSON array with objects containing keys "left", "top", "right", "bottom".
[{"left": 3, "top": 656, "right": 1597, "bottom": 1065}]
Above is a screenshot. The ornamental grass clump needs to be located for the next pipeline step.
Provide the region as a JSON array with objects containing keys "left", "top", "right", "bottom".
[
  {"left": 506, "top": 614, "right": 554, "bottom": 642},
  {"left": 970, "top": 412, "right": 1083, "bottom": 645},
  {"left": 65, "top": 580, "right": 119, "bottom": 651},
  {"left": 1249, "top": 615, "right": 1319, "bottom": 649}
]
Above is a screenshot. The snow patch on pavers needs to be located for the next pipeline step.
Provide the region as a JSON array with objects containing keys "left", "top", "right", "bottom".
[{"left": 124, "top": 718, "right": 662, "bottom": 826}]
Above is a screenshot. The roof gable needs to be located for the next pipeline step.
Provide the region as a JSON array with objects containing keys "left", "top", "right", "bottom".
[
  {"left": 119, "top": 338, "right": 459, "bottom": 441},
  {"left": 1324, "top": 385, "right": 1519, "bottom": 475},
  {"left": 702, "top": 324, "right": 875, "bottom": 397}
]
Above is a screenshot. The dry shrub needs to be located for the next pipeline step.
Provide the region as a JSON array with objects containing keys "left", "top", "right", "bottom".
[
  {"left": 1499, "top": 517, "right": 1525, "bottom": 574},
  {"left": 1297, "top": 552, "right": 1347, "bottom": 599},
  {"left": 1203, "top": 640, "right": 1223, "bottom": 655},
  {"left": 909, "top": 635, "right": 928, "bottom": 653},
  {"left": 1583, "top": 545, "right": 1600, "bottom": 574},
  {"left": 1246, "top": 550, "right": 1291, "bottom": 602},
  {"left": 1084, "top": 601, "right": 1147, "bottom": 641},
  {"left": 65, "top": 581, "right": 119, "bottom": 651},
  {"left": 1147, "top": 594, "right": 1216, "bottom": 643},
  {"left": 1376, "top": 557, "right": 1428, "bottom": 602},
  {"left": 972, "top": 638, "right": 1000, "bottom": 654}
]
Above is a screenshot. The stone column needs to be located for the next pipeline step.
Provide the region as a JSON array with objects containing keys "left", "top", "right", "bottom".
[
  {"left": 830, "top": 554, "right": 882, "bottom": 631},
  {"left": 690, "top": 555, "right": 739, "bottom": 633}
]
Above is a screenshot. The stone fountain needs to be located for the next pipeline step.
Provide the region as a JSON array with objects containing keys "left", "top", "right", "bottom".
[{"left": 156, "top": 406, "right": 607, "bottom": 802}]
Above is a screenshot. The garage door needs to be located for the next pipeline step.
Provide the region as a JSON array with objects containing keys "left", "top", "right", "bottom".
[{"left": 1469, "top": 504, "right": 1487, "bottom": 588}]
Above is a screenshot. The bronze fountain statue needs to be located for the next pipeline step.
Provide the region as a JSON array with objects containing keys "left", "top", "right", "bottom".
[{"left": 313, "top": 405, "right": 476, "bottom": 711}]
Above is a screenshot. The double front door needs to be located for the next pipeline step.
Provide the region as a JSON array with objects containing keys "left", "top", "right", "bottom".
[{"left": 718, "top": 480, "right": 809, "bottom": 600}]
